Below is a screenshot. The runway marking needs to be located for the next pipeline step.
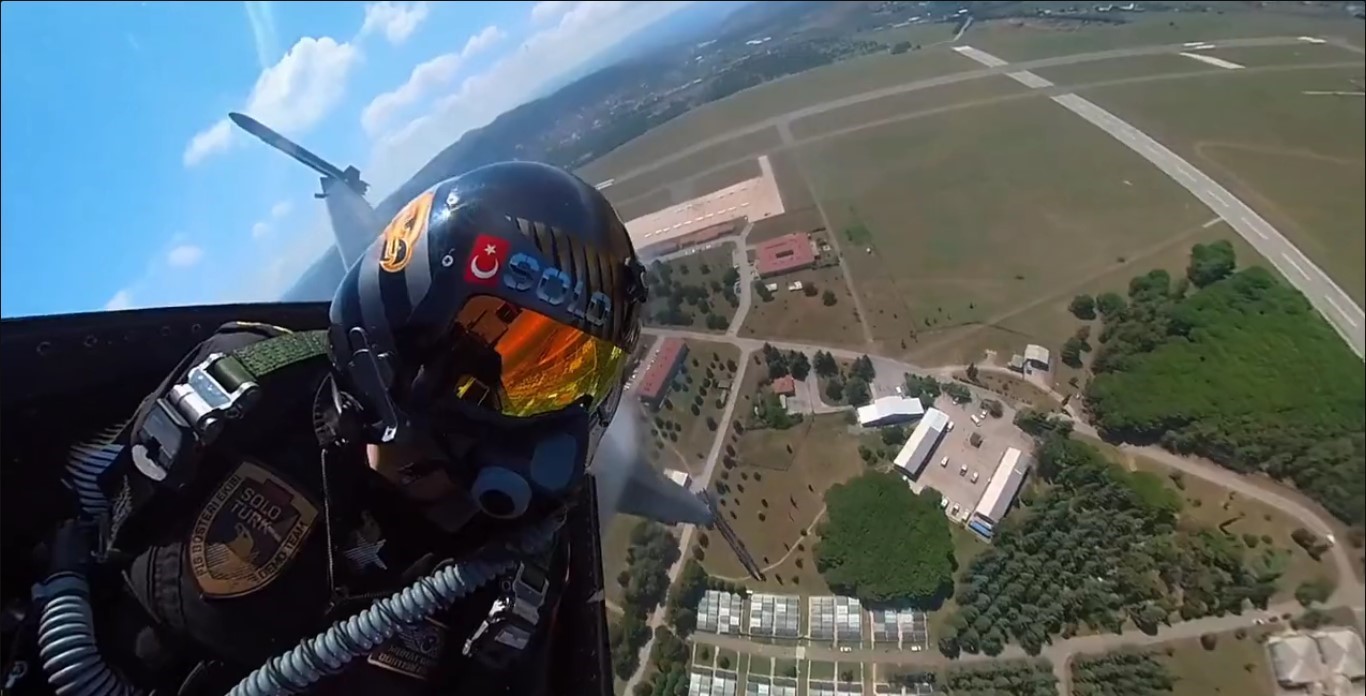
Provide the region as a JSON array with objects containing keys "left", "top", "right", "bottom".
[
  {"left": 1297, "top": 36, "right": 1327, "bottom": 45},
  {"left": 1282, "top": 253, "right": 1312, "bottom": 281},
  {"left": 1241, "top": 215, "right": 1269, "bottom": 238},
  {"left": 1175, "top": 167, "right": 1197, "bottom": 184},
  {"left": 1324, "top": 295, "right": 1360, "bottom": 327},
  {"left": 1208, "top": 190, "right": 1233, "bottom": 207},
  {"left": 1179, "top": 52, "right": 1244, "bottom": 69},
  {"left": 1202, "top": 217, "right": 1222, "bottom": 228}
]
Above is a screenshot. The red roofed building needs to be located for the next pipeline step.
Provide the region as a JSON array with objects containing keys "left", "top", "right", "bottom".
[
  {"left": 771, "top": 375, "right": 797, "bottom": 396},
  {"left": 754, "top": 233, "right": 817, "bottom": 278},
  {"left": 636, "top": 338, "right": 688, "bottom": 406}
]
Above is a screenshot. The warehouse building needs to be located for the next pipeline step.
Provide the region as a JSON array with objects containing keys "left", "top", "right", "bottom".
[
  {"left": 690, "top": 670, "right": 739, "bottom": 696},
  {"left": 754, "top": 233, "right": 817, "bottom": 278},
  {"left": 969, "top": 447, "right": 1032, "bottom": 540},
  {"left": 1315, "top": 629, "right": 1366, "bottom": 682},
  {"left": 1270, "top": 635, "right": 1326, "bottom": 687},
  {"left": 745, "top": 679, "right": 796, "bottom": 696},
  {"left": 857, "top": 395, "right": 925, "bottom": 428},
  {"left": 636, "top": 338, "right": 688, "bottom": 406},
  {"left": 892, "top": 408, "right": 950, "bottom": 479},
  {"left": 696, "top": 589, "right": 744, "bottom": 635},
  {"left": 809, "top": 595, "right": 862, "bottom": 643},
  {"left": 748, "top": 594, "right": 800, "bottom": 638}
]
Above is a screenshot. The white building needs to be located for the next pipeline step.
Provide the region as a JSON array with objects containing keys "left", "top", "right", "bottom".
[
  {"left": 1270, "top": 634, "right": 1325, "bottom": 687},
  {"left": 969, "top": 448, "right": 1032, "bottom": 539},
  {"left": 892, "top": 408, "right": 950, "bottom": 478},
  {"left": 1024, "top": 344, "right": 1051, "bottom": 370},
  {"left": 857, "top": 395, "right": 925, "bottom": 428},
  {"left": 1314, "top": 629, "right": 1366, "bottom": 681},
  {"left": 667, "top": 469, "right": 692, "bottom": 489}
]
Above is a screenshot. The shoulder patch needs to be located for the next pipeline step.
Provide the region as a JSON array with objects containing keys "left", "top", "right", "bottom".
[
  {"left": 188, "top": 460, "right": 319, "bottom": 598},
  {"left": 366, "top": 617, "right": 448, "bottom": 681}
]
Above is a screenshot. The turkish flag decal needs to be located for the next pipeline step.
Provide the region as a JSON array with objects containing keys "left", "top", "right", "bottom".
[{"left": 465, "top": 234, "right": 510, "bottom": 286}]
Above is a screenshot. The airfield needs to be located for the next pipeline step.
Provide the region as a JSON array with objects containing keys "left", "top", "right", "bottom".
[{"left": 588, "top": 17, "right": 1365, "bottom": 387}]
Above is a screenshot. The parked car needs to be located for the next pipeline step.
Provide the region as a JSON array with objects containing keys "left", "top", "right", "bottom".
[
  {"left": 940, "top": 455, "right": 950, "bottom": 468},
  {"left": 959, "top": 463, "right": 968, "bottom": 476},
  {"left": 971, "top": 471, "right": 980, "bottom": 483}
]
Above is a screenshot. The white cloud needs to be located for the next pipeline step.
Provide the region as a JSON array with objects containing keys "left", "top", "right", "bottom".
[
  {"left": 252, "top": 199, "right": 296, "bottom": 240},
  {"left": 368, "top": 2, "right": 691, "bottom": 195},
  {"left": 184, "top": 119, "right": 233, "bottom": 167},
  {"left": 183, "top": 36, "right": 362, "bottom": 167},
  {"left": 361, "top": 1, "right": 430, "bottom": 45},
  {"left": 531, "top": 1, "right": 573, "bottom": 24},
  {"left": 105, "top": 289, "right": 134, "bottom": 311},
  {"left": 360, "top": 25, "right": 505, "bottom": 136},
  {"left": 166, "top": 244, "right": 205, "bottom": 269}
]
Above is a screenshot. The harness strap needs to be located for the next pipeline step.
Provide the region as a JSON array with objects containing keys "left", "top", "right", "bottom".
[{"left": 106, "top": 330, "right": 332, "bottom": 553}]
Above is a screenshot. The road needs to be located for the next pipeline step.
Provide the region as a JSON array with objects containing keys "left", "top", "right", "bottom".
[{"left": 948, "top": 43, "right": 1366, "bottom": 358}]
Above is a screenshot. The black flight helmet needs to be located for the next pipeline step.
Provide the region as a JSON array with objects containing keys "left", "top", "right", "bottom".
[{"left": 329, "top": 161, "right": 647, "bottom": 520}]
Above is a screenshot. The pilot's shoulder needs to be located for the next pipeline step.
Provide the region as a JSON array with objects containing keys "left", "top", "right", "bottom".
[{"left": 197, "top": 321, "right": 297, "bottom": 353}]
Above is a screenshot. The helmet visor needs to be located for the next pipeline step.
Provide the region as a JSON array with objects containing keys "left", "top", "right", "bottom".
[{"left": 439, "top": 294, "right": 627, "bottom": 418}]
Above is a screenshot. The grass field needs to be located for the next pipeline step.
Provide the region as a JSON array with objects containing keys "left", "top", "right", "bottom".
[
  {"left": 577, "top": 47, "right": 975, "bottom": 182},
  {"left": 966, "top": 12, "right": 1364, "bottom": 63},
  {"left": 795, "top": 93, "right": 1214, "bottom": 364},
  {"left": 739, "top": 265, "right": 867, "bottom": 349},
  {"left": 642, "top": 340, "right": 740, "bottom": 474},
  {"left": 789, "top": 75, "right": 1030, "bottom": 140},
  {"left": 1202, "top": 43, "right": 1362, "bottom": 68},
  {"left": 1033, "top": 52, "right": 1209, "bottom": 85},
  {"left": 598, "top": 126, "right": 784, "bottom": 206},
  {"left": 1078, "top": 65, "right": 1366, "bottom": 303},
  {"left": 645, "top": 244, "right": 741, "bottom": 333},
  {"left": 701, "top": 411, "right": 867, "bottom": 593},
  {"left": 1158, "top": 626, "right": 1277, "bottom": 696}
]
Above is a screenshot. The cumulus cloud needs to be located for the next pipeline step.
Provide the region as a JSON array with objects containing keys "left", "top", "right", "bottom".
[
  {"left": 531, "top": 1, "right": 574, "bottom": 24},
  {"left": 252, "top": 199, "right": 297, "bottom": 240},
  {"left": 270, "top": 200, "right": 293, "bottom": 218},
  {"left": 183, "top": 36, "right": 362, "bottom": 167},
  {"left": 361, "top": 1, "right": 430, "bottom": 45},
  {"left": 360, "top": 25, "right": 505, "bottom": 136},
  {"left": 166, "top": 244, "right": 205, "bottom": 269},
  {"left": 367, "top": 1, "right": 690, "bottom": 195}
]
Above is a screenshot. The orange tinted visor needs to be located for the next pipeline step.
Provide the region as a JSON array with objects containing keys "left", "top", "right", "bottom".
[{"left": 448, "top": 295, "right": 627, "bottom": 418}]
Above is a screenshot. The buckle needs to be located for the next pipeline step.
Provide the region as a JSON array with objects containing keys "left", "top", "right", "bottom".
[{"left": 169, "top": 353, "right": 261, "bottom": 439}]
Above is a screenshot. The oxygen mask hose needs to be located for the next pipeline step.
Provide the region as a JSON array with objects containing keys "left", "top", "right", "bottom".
[
  {"left": 33, "top": 520, "right": 143, "bottom": 696},
  {"left": 228, "top": 517, "right": 561, "bottom": 696}
]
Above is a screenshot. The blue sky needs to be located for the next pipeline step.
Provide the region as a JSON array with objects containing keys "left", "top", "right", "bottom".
[{"left": 1, "top": 1, "right": 690, "bottom": 317}]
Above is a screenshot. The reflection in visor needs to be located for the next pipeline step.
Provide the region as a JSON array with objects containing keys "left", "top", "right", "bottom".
[{"left": 450, "top": 295, "right": 626, "bottom": 418}]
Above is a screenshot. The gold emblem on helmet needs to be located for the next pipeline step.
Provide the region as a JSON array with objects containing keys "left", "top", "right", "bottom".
[{"left": 380, "top": 191, "right": 435, "bottom": 273}]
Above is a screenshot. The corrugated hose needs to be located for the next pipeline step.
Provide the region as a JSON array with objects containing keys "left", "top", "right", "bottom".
[{"left": 226, "top": 518, "right": 560, "bottom": 696}]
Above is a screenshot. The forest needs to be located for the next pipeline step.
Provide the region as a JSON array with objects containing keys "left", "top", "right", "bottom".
[
  {"left": 945, "top": 659, "right": 1058, "bottom": 696},
  {"left": 608, "top": 521, "right": 680, "bottom": 679},
  {"left": 644, "top": 258, "right": 740, "bottom": 329},
  {"left": 1070, "top": 650, "right": 1175, "bottom": 696},
  {"left": 814, "top": 472, "right": 955, "bottom": 605},
  {"left": 938, "top": 431, "right": 1279, "bottom": 657},
  {"left": 1084, "top": 247, "right": 1365, "bottom": 528}
]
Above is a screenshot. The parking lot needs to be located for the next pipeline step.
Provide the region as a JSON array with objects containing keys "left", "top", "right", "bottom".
[{"left": 912, "top": 397, "right": 1033, "bottom": 524}]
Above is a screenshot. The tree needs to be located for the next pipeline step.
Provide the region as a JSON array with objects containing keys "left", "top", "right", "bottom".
[
  {"left": 813, "top": 350, "right": 839, "bottom": 377},
  {"left": 1061, "top": 337, "right": 1086, "bottom": 368},
  {"left": 1096, "top": 291, "right": 1127, "bottom": 318},
  {"left": 845, "top": 377, "right": 872, "bottom": 407},
  {"left": 717, "top": 655, "right": 731, "bottom": 670},
  {"left": 969, "top": 432, "right": 983, "bottom": 447},
  {"left": 851, "top": 355, "right": 876, "bottom": 381},
  {"left": 706, "top": 416, "right": 718, "bottom": 431},
  {"left": 822, "top": 290, "right": 837, "bottom": 306},
  {"left": 891, "top": 40, "right": 912, "bottom": 54},
  {"left": 814, "top": 473, "right": 954, "bottom": 604},
  {"left": 1070, "top": 294, "right": 1097, "bottom": 320},
  {"left": 1188, "top": 239, "right": 1236, "bottom": 288},
  {"left": 981, "top": 399, "right": 1004, "bottom": 418},
  {"left": 790, "top": 351, "right": 812, "bottom": 380},
  {"left": 904, "top": 374, "right": 941, "bottom": 402},
  {"left": 1200, "top": 633, "right": 1218, "bottom": 650},
  {"left": 943, "top": 383, "right": 971, "bottom": 403},
  {"left": 966, "top": 362, "right": 979, "bottom": 382},
  {"left": 825, "top": 378, "right": 845, "bottom": 402},
  {"left": 755, "top": 281, "right": 774, "bottom": 302},
  {"left": 1295, "top": 577, "right": 1335, "bottom": 606},
  {"left": 881, "top": 426, "right": 907, "bottom": 446}
]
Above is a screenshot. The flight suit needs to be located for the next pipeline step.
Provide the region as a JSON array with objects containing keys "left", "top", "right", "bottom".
[{"left": 92, "top": 323, "right": 562, "bottom": 695}]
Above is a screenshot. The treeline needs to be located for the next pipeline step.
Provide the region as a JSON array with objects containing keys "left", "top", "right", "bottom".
[
  {"left": 1071, "top": 650, "right": 1175, "bottom": 696},
  {"left": 812, "top": 351, "right": 876, "bottom": 407},
  {"left": 609, "top": 521, "right": 680, "bottom": 680},
  {"left": 1082, "top": 244, "right": 1365, "bottom": 527},
  {"left": 946, "top": 659, "right": 1057, "bottom": 696},
  {"left": 940, "top": 420, "right": 1280, "bottom": 657},
  {"left": 635, "top": 560, "right": 747, "bottom": 696},
  {"left": 644, "top": 259, "right": 740, "bottom": 330},
  {"left": 699, "top": 39, "right": 881, "bottom": 105}
]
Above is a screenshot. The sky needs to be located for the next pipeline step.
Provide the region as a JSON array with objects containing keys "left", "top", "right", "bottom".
[{"left": 0, "top": 0, "right": 692, "bottom": 317}]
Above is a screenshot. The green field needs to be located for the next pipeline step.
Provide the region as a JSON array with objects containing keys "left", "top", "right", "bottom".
[
  {"left": 789, "top": 74, "right": 1030, "bottom": 140},
  {"left": 739, "top": 264, "right": 868, "bottom": 350},
  {"left": 796, "top": 94, "right": 1212, "bottom": 364},
  {"left": 967, "top": 12, "right": 1364, "bottom": 63},
  {"left": 1079, "top": 65, "right": 1366, "bottom": 303},
  {"left": 1158, "top": 626, "right": 1277, "bottom": 696},
  {"left": 1033, "top": 52, "right": 1209, "bottom": 85}
]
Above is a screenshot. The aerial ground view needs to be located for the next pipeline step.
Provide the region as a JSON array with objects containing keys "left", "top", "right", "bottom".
[
  {"left": 0, "top": 2, "right": 1363, "bottom": 696},
  {"left": 592, "top": 3, "right": 1366, "bottom": 696}
]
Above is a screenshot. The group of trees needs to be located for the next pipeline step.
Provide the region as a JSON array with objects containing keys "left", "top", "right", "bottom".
[
  {"left": 609, "top": 521, "right": 680, "bottom": 679},
  {"left": 760, "top": 343, "right": 811, "bottom": 381},
  {"left": 945, "top": 660, "right": 1058, "bottom": 696},
  {"left": 903, "top": 373, "right": 943, "bottom": 403},
  {"left": 643, "top": 259, "right": 740, "bottom": 329},
  {"left": 939, "top": 431, "right": 1279, "bottom": 658},
  {"left": 814, "top": 472, "right": 955, "bottom": 604},
  {"left": 810, "top": 352, "right": 877, "bottom": 407},
  {"left": 1083, "top": 245, "right": 1365, "bottom": 528},
  {"left": 1070, "top": 650, "right": 1175, "bottom": 696}
]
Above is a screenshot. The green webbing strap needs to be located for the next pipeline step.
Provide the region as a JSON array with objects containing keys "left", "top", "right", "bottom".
[{"left": 208, "top": 329, "right": 330, "bottom": 390}]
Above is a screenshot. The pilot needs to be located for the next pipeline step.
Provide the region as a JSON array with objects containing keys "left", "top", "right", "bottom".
[{"left": 20, "top": 162, "right": 647, "bottom": 695}]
